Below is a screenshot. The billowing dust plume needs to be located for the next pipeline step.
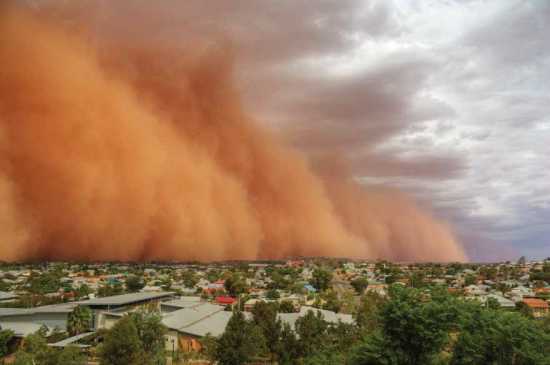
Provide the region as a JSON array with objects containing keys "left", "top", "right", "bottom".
[{"left": 0, "top": 7, "right": 466, "bottom": 262}]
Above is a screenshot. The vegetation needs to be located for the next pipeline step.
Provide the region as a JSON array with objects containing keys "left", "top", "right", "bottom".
[
  {"left": 224, "top": 273, "right": 248, "bottom": 297},
  {"left": 125, "top": 274, "right": 145, "bottom": 292},
  {"left": 14, "top": 332, "right": 85, "bottom": 365},
  {"left": 99, "top": 311, "right": 167, "bottom": 365},
  {"left": 67, "top": 306, "right": 92, "bottom": 336},
  {"left": 215, "top": 310, "right": 267, "bottom": 365},
  {"left": 0, "top": 328, "right": 14, "bottom": 357},
  {"left": 311, "top": 268, "right": 332, "bottom": 291}
]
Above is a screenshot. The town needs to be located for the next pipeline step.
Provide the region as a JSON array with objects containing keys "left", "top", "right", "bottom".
[{"left": 0, "top": 258, "right": 548, "bottom": 364}]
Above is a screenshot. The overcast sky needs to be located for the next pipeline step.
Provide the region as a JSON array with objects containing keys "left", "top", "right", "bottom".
[
  {"left": 31, "top": 0, "right": 550, "bottom": 261},
  {"left": 222, "top": 0, "right": 550, "bottom": 261}
]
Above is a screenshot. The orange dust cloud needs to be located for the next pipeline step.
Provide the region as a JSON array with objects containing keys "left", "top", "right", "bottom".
[{"left": 0, "top": 6, "right": 466, "bottom": 262}]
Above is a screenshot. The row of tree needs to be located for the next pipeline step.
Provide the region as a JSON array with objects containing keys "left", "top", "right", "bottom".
[{"left": 211, "top": 285, "right": 550, "bottom": 365}]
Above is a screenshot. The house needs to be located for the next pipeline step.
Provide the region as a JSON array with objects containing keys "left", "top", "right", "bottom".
[
  {"left": 277, "top": 306, "right": 354, "bottom": 331},
  {"left": 509, "top": 286, "right": 534, "bottom": 302},
  {"left": 0, "top": 291, "right": 18, "bottom": 303},
  {"left": 215, "top": 296, "right": 236, "bottom": 307},
  {"left": 161, "top": 297, "right": 205, "bottom": 313},
  {"left": 482, "top": 294, "right": 515, "bottom": 309},
  {"left": 161, "top": 303, "right": 351, "bottom": 353},
  {"left": 79, "top": 291, "right": 176, "bottom": 330},
  {"left": 244, "top": 298, "right": 263, "bottom": 312},
  {"left": 0, "top": 303, "right": 77, "bottom": 337},
  {"left": 522, "top": 298, "right": 549, "bottom": 319},
  {"left": 162, "top": 302, "right": 236, "bottom": 352},
  {"left": 366, "top": 283, "right": 387, "bottom": 296}
]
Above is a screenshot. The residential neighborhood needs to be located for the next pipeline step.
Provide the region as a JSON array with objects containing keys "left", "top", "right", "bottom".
[{"left": 0, "top": 258, "right": 548, "bottom": 364}]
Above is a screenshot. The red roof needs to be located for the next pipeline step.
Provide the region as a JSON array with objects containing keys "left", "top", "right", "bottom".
[
  {"left": 523, "top": 298, "right": 549, "bottom": 309},
  {"left": 216, "top": 296, "right": 236, "bottom": 305}
]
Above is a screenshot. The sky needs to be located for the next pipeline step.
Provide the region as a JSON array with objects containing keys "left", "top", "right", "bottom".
[
  {"left": 11, "top": 0, "right": 550, "bottom": 261},
  {"left": 175, "top": 0, "right": 549, "bottom": 261}
]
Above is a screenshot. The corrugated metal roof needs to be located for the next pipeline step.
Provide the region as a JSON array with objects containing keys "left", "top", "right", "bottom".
[
  {"left": 162, "top": 303, "right": 224, "bottom": 330},
  {"left": 0, "top": 303, "right": 77, "bottom": 317},
  {"left": 0, "top": 321, "right": 44, "bottom": 337},
  {"left": 161, "top": 297, "right": 204, "bottom": 310},
  {"left": 278, "top": 306, "right": 354, "bottom": 330},
  {"left": 79, "top": 292, "right": 175, "bottom": 306},
  {"left": 179, "top": 311, "right": 233, "bottom": 337},
  {"left": 48, "top": 332, "right": 95, "bottom": 348},
  {"left": 0, "top": 291, "right": 18, "bottom": 301}
]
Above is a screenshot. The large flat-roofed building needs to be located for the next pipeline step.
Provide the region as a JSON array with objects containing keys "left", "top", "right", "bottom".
[
  {"left": 0, "top": 303, "right": 77, "bottom": 336},
  {"left": 78, "top": 292, "right": 176, "bottom": 329}
]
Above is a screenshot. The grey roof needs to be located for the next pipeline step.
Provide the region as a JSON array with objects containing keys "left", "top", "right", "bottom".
[
  {"left": 48, "top": 332, "right": 95, "bottom": 348},
  {"left": 79, "top": 292, "right": 175, "bottom": 306},
  {"left": 32, "top": 303, "right": 78, "bottom": 313},
  {"left": 162, "top": 303, "right": 224, "bottom": 330},
  {"left": 486, "top": 294, "right": 515, "bottom": 308},
  {"left": 278, "top": 306, "right": 354, "bottom": 331},
  {"left": 180, "top": 311, "right": 233, "bottom": 337},
  {"left": 0, "top": 303, "right": 76, "bottom": 317},
  {"left": 0, "top": 308, "right": 29, "bottom": 317},
  {"left": 161, "top": 302, "right": 256, "bottom": 337},
  {"left": 0, "top": 291, "right": 17, "bottom": 301},
  {"left": 161, "top": 297, "right": 204, "bottom": 310},
  {"left": 163, "top": 303, "right": 351, "bottom": 338},
  {"left": 0, "top": 321, "right": 44, "bottom": 337}
]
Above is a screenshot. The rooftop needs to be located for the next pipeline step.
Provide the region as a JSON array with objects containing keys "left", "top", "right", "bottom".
[
  {"left": 79, "top": 292, "right": 175, "bottom": 307},
  {"left": 523, "top": 298, "right": 549, "bottom": 309}
]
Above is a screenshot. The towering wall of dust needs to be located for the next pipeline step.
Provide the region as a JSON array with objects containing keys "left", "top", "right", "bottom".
[{"left": 0, "top": 7, "right": 466, "bottom": 262}]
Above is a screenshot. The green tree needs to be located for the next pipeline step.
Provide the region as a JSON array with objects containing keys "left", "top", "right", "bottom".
[
  {"left": 0, "top": 328, "right": 14, "bottom": 357},
  {"left": 486, "top": 297, "right": 500, "bottom": 310},
  {"left": 67, "top": 306, "right": 92, "bottom": 336},
  {"left": 311, "top": 269, "right": 332, "bottom": 292},
  {"left": 75, "top": 284, "right": 90, "bottom": 299},
  {"left": 321, "top": 290, "right": 341, "bottom": 313},
  {"left": 55, "top": 346, "right": 86, "bottom": 365},
  {"left": 27, "top": 272, "right": 61, "bottom": 295},
  {"left": 99, "top": 316, "right": 144, "bottom": 365},
  {"left": 224, "top": 273, "right": 248, "bottom": 297},
  {"left": 295, "top": 310, "right": 329, "bottom": 358},
  {"left": 266, "top": 289, "right": 280, "bottom": 300},
  {"left": 252, "top": 301, "right": 282, "bottom": 359},
  {"left": 353, "top": 285, "right": 463, "bottom": 365},
  {"left": 216, "top": 311, "right": 267, "bottom": 365},
  {"left": 351, "top": 277, "right": 369, "bottom": 294},
  {"left": 464, "top": 274, "right": 477, "bottom": 286},
  {"left": 355, "top": 291, "right": 385, "bottom": 332},
  {"left": 349, "top": 330, "right": 397, "bottom": 365},
  {"left": 126, "top": 275, "right": 145, "bottom": 292},
  {"left": 451, "top": 309, "right": 550, "bottom": 364},
  {"left": 200, "top": 334, "right": 218, "bottom": 362},
  {"left": 16, "top": 332, "right": 50, "bottom": 365},
  {"left": 182, "top": 270, "right": 199, "bottom": 288},
  {"left": 410, "top": 271, "right": 426, "bottom": 288},
  {"left": 14, "top": 332, "right": 85, "bottom": 365},
  {"left": 279, "top": 300, "right": 296, "bottom": 313},
  {"left": 130, "top": 311, "right": 167, "bottom": 364},
  {"left": 277, "top": 322, "right": 300, "bottom": 365},
  {"left": 304, "top": 351, "right": 345, "bottom": 365},
  {"left": 97, "top": 283, "right": 124, "bottom": 297}
]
